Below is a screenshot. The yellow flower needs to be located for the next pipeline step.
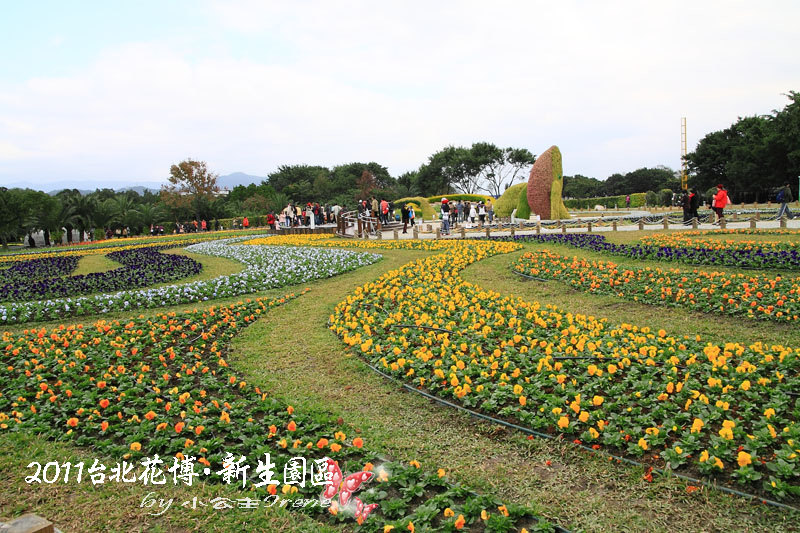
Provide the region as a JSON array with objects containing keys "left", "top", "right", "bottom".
[
  {"left": 638, "top": 438, "right": 648, "bottom": 451},
  {"left": 557, "top": 416, "right": 569, "bottom": 429}
]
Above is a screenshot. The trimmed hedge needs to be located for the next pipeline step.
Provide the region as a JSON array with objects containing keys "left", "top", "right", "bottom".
[
  {"left": 493, "top": 183, "right": 526, "bottom": 217},
  {"left": 515, "top": 184, "right": 531, "bottom": 219},
  {"left": 394, "top": 196, "right": 436, "bottom": 220},
  {"left": 564, "top": 192, "right": 646, "bottom": 210},
  {"left": 427, "top": 193, "right": 493, "bottom": 204}
]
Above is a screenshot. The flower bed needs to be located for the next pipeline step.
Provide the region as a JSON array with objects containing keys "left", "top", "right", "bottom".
[
  {"left": 1, "top": 255, "right": 80, "bottom": 284},
  {"left": 0, "top": 237, "right": 381, "bottom": 325},
  {"left": 329, "top": 240, "right": 800, "bottom": 500},
  {"left": 0, "top": 237, "right": 208, "bottom": 263},
  {"left": 511, "top": 249, "right": 800, "bottom": 321},
  {"left": 639, "top": 229, "right": 800, "bottom": 252},
  {"left": 0, "top": 246, "right": 202, "bottom": 302},
  {"left": 488, "top": 233, "right": 800, "bottom": 270},
  {"left": 0, "top": 292, "right": 553, "bottom": 532}
]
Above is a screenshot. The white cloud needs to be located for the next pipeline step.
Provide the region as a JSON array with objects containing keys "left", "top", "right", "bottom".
[{"left": 1, "top": 0, "right": 799, "bottom": 187}]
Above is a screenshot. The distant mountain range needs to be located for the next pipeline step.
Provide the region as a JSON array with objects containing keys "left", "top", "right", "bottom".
[
  {"left": 216, "top": 172, "right": 267, "bottom": 190},
  {"left": 2, "top": 172, "right": 268, "bottom": 196}
]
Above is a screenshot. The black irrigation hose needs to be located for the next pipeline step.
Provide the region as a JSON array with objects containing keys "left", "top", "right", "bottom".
[
  {"left": 360, "top": 360, "right": 800, "bottom": 514},
  {"left": 510, "top": 268, "right": 552, "bottom": 282}
]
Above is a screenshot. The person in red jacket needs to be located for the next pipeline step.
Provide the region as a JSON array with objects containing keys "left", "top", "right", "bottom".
[
  {"left": 266, "top": 212, "right": 276, "bottom": 230},
  {"left": 712, "top": 184, "right": 729, "bottom": 224},
  {"left": 243, "top": 216, "right": 250, "bottom": 229}
]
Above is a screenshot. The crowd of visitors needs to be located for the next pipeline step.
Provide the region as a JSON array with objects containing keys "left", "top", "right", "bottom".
[
  {"left": 280, "top": 203, "right": 341, "bottom": 229},
  {"left": 439, "top": 199, "right": 495, "bottom": 234}
]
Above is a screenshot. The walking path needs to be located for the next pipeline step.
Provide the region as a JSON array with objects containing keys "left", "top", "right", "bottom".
[{"left": 373, "top": 215, "right": 800, "bottom": 240}]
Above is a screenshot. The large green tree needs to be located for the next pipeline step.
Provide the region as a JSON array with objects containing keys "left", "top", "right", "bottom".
[
  {"left": 0, "top": 188, "right": 39, "bottom": 249},
  {"left": 415, "top": 143, "right": 535, "bottom": 197},
  {"left": 602, "top": 167, "right": 678, "bottom": 196},
  {"left": 685, "top": 91, "right": 800, "bottom": 202},
  {"left": 562, "top": 174, "right": 604, "bottom": 198}
]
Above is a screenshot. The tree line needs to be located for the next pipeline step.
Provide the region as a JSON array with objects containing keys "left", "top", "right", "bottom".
[
  {"left": 685, "top": 91, "right": 800, "bottom": 203},
  {"left": 4, "top": 90, "right": 796, "bottom": 249}
]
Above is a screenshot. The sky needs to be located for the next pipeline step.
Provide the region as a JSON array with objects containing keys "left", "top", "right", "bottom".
[{"left": 1, "top": 0, "right": 798, "bottom": 190}]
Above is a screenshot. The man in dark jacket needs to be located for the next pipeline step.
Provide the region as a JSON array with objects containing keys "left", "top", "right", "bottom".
[
  {"left": 777, "top": 182, "right": 795, "bottom": 219},
  {"left": 689, "top": 189, "right": 700, "bottom": 221}
]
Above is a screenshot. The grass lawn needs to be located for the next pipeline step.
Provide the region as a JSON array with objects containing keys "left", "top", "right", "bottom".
[{"left": 1, "top": 238, "right": 798, "bottom": 532}]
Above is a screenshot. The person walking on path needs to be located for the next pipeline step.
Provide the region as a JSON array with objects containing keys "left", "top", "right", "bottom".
[
  {"left": 712, "top": 184, "right": 729, "bottom": 224},
  {"left": 777, "top": 182, "right": 795, "bottom": 219},
  {"left": 440, "top": 198, "right": 451, "bottom": 235},
  {"left": 401, "top": 204, "right": 409, "bottom": 234},
  {"left": 688, "top": 188, "right": 700, "bottom": 221},
  {"left": 380, "top": 198, "right": 389, "bottom": 225}
]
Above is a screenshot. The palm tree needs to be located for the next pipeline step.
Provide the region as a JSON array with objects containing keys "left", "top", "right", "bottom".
[
  {"left": 67, "top": 194, "right": 97, "bottom": 242},
  {"left": 91, "top": 199, "right": 116, "bottom": 239},
  {"left": 29, "top": 195, "right": 78, "bottom": 246},
  {"left": 135, "top": 203, "right": 167, "bottom": 232},
  {"left": 109, "top": 195, "right": 141, "bottom": 234}
]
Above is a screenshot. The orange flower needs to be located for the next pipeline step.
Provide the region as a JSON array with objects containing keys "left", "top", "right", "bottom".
[
  {"left": 737, "top": 451, "right": 752, "bottom": 468},
  {"left": 100, "top": 421, "right": 109, "bottom": 432},
  {"left": 316, "top": 438, "right": 329, "bottom": 449},
  {"left": 287, "top": 406, "right": 294, "bottom": 415},
  {"left": 454, "top": 514, "right": 465, "bottom": 529},
  {"left": 175, "top": 422, "right": 185, "bottom": 433},
  {"left": 353, "top": 437, "right": 364, "bottom": 448},
  {"left": 330, "top": 443, "right": 342, "bottom": 452},
  {"left": 67, "top": 417, "right": 78, "bottom": 427},
  {"left": 156, "top": 422, "right": 168, "bottom": 431},
  {"left": 287, "top": 421, "right": 297, "bottom": 431},
  {"left": 99, "top": 399, "right": 110, "bottom": 409},
  {"left": 130, "top": 442, "right": 142, "bottom": 452},
  {"left": 195, "top": 425, "right": 204, "bottom": 436},
  {"left": 144, "top": 411, "right": 156, "bottom": 421},
  {"left": 97, "top": 381, "right": 106, "bottom": 389}
]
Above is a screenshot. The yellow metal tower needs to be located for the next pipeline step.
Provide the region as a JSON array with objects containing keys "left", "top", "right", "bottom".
[{"left": 681, "top": 117, "right": 688, "bottom": 190}]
